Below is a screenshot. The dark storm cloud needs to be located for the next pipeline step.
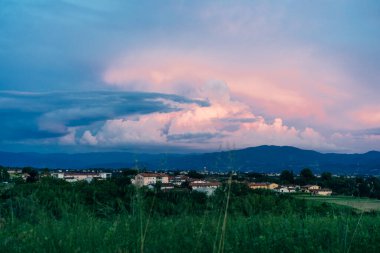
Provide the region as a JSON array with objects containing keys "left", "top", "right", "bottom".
[{"left": 0, "top": 91, "right": 208, "bottom": 141}]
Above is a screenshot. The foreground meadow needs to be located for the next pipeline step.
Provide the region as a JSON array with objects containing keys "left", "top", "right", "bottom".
[{"left": 1, "top": 179, "right": 380, "bottom": 253}]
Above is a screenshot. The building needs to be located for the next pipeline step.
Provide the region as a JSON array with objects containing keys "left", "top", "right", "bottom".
[
  {"left": 161, "top": 183, "right": 175, "bottom": 191},
  {"left": 248, "top": 182, "right": 268, "bottom": 190},
  {"left": 51, "top": 172, "right": 111, "bottom": 182},
  {"left": 6, "top": 169, "right": 22, "bottom": 175},
  {"left": 301, "top": 185, "right": 321, "bottom": 193},
  {"left": 189, "top": 180, "right": 221, "bottom": 196},
  {"left": 169, "top": 175, "right": 189, "bottom": 186},
  {"left": 286, "top": 185, "right": 300, "bottom": 192},
  {"left": 275, "top": 186, "right": 291, "bottom": 193},
  {"left": 189, "top": 180, "right": 221, "bottom": 189},
  {"left": 310, "top": 188, "right": 333, "bottom": 196},
  {"left": 267, "top": 183, "right": 279, "bottom": 190},
  {"left": 248, "top": 182, "right": 279, "bottom": 190},
  {"left": 134, "top": 173, "right": 169, "bottom": 187},
  {"left": 275, "top": 185, "right": 298, "bottom": 193}
]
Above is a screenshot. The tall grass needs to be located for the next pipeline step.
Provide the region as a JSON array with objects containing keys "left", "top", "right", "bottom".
[
  {"left": 0, "top": 180, "right": 380, "bottom": 253},
  {"left": 1, "top": 210, "right": 379, "bottom": 253}
]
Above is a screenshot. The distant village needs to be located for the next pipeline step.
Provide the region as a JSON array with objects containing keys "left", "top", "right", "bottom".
[
  {"left": 133, "top": 172, "right": 332, "bottom": 196},
  {"left": 2, "top": 167, "right": 333, "bottom": 196}
]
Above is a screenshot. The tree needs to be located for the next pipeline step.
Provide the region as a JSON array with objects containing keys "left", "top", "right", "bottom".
[
  {"left": 187, "top": 170, "right": 205, "bottom": 179},
  {"left": 299, "top": 168, "right": 315, "bottom": 185},
  {"left": 181, "top": 181, "right": 190, "bottom": 189},
  {"left": 246, "top": 172, "right": 263, "bottom": 179},
  {"left": 122, "top": 169, "right": 138, "bottom": 176},
  {"left": 41, "top": 168, "right": 50, "bottom": 176},
  {"left": 280, "top": 170, "right": 294, "bottom": 184},
  {"left": 300, "top": 168, "right": 314, "bottom": 179},
  {"left": 22, "top": 167, "right": 39, "bottom": 183},
  {"left": 321, "top": 172, "right": 332, "bottom": 181},
  {"left": 0, "top": 166, "right": 10, "bottom": 182},
  {"left": 154, "top": 181, "right": 162, "bottom": 192}
]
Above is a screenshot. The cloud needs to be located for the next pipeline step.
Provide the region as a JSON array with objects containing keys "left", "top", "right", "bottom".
[
  {"left": 351, "top": 107, "right": 380, "bottom": 128},
  {"left": 97, "top": 1, "right": 379, "bottom": 133},
  {"left": 0, "top": 91, "right": 206, "bottom": 144},
  {"left": 102, "top": 47, "right": 356, "bottom": 129},
  {"left": 1, "top": 1, "right": 380, "bottom": 153},
  {"left": 79, "top": 82, "right": 337, "bottom": 152},
  {"left": 80, "top": 130, "right": 98, "bottom": 145},
  {"left": 0, "top": 86, "right": 378, "bottom": 153},
  {"left": 167, "top": 133, "right": 225, "bottom": 143}
]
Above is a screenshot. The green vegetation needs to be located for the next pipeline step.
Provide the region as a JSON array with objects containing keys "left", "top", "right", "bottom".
[
  {"left": 297, "top": 195, "right": 380, "bottom": 212},
  {"left": 0, "top": 166, "right": 10, "bottom": 182},
  {"left": 279, "top": 170, "right": 295, "bottom": 184},
  {"left": 1, "top": 178, "right": 380, "bottom": 252},
  {"left": 247, "top": 168, "right": 380, "bottom": 200}
]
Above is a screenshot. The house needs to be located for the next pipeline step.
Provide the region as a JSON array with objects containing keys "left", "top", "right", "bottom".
[
  {"left": 248, "top": 182, "right": 279, "bottom": 190},
  {"left": 310, "top": 188, "right": 333, "bottom": 196},
  {"left": 6, "top": 169, "right": 24, "bottom": 180},
  {"left": 161, "top": 183, "right": 175, "bottom": 191},
  {"left": 275, "top": 186, "right": 291, "bottom": 193},
  {"left": 286, "top": 185, "right": 300, "bottom": 192},
  {"left": 248, "top": 182, "right": 268, "bottom": 190},
  {"left": 134, "top": 173, "right": 169, "bottom": 187},
  {"left": 169, "top": 175, "right": 189, "bottom": 186},
  {"left": 51, "top": 172, "right": 111, "bottom": 182},
  {"left": 7, "top": 169, "right": 22, "bottom": 175},
  {"left": 275, "top": 185, "right": 297, "bottom": 193},
  {"left": 267, "top": 183, "right": 279, "bottom": 190},
  {"left": 21, "top": 173, "right": 30, "bottom": 181},
  {"left": 189, "top": 180, "right": 221, "bottom": 189},
  {"left": 189, "top": 180, "right": 221, "bottom": 196},
  {"left": 301, "top": 184, "right": 321, "bottom": 193}
]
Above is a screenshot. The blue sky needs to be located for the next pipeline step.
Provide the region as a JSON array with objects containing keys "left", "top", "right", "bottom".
[{"left": 1, "top": 0, "right": 380, "bottom": 153}]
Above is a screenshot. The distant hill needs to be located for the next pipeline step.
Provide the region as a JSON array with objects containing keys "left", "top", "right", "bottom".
[
  {"left": 165, "top": 146, "right": 380, "bottom": 175},
  {"left": 1, "top": 145, "right": 380, "bottom": 175}
]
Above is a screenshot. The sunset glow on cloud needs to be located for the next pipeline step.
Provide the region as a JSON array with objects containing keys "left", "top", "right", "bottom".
[
  {"left": 0, "top": 1, "right": 380, "bottom": 153},
  {"left": 102, "top": 48, "right": 349, "bottom": 123}
]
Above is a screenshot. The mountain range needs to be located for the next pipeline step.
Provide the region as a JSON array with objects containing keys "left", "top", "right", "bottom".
[{"left": 1, "top": 145, "right": 380, "bottom": 175}]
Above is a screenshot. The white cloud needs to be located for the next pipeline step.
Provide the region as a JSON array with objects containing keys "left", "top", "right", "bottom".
[
  {"left": 59, "top": 129, "right": 77, "bottom": 145},
  {"left": 80, "top": 130, "right": 98, "bottom": 145},
  {"left": 79, "top": 81, "right": 337, "bottom": 151}
]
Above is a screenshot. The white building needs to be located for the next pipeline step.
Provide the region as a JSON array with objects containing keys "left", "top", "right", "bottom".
[
  {"left": 51, "top": 172, "right": 111, "bottom": 182},
  {"left": 311, "top": 188, "right": 333, "bottom": 196},
  {"left": 189, "top": 180, "right": 221, "bottom": 196},
  {"left": 275, "top": 186, "right": 291, "bottom": 193},
  {"left": 161, "top": 183, "right": 175, "bottom": 191},
  {"left": 169, "top": 175, "right": 189, "bottom": 186},
  {"left": 275, "top": 185, "right": 298, "bottom": 193},
  {"left": 301, "top": 185, "right": 321, "bottom": 193},
  {"left": 134, "top": 173, "right": 169, "bottom": 187}
]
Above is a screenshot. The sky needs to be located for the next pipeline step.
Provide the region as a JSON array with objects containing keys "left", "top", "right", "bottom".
[{"left": 0, "top": 0, "right": 380, "bottom": 153}]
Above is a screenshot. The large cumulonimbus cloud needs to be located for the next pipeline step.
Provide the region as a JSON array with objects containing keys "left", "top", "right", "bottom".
[
  {"left": 0, "top": 86, "right": 338, "bottom": 152},
  {"left": 0, "top": 85, "right": 379, "bottom": 153}
]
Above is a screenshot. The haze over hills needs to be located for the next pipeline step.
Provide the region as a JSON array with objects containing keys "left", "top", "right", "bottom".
[{"left": 1, "top": 145, "right": 380, "bottom": 175}]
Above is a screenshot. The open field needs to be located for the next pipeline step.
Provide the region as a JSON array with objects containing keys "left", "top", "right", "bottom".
[
  {"left": 1, "top": 180, "right": 380, "bottom": 252},
  {"left": 296, "top": 195, "right": 380, "bottom": 212}
]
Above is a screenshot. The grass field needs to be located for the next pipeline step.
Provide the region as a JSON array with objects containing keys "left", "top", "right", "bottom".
[
  {"left": 2, "top": 181, "right": 380, "bottom": 252},
  {"left": 296, "top": 195, "right": 380, "bottom": 212}
]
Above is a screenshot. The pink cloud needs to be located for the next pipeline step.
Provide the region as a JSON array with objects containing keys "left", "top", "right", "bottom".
[
  {"left": 100, "top": 43, "right": 379, "bottom": 152},
  {"left": 352, "top": 107, "right": 380, "bottom": 128},
  {"left": 102, "top": 48, "right": 353, "bottom": 129}
]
